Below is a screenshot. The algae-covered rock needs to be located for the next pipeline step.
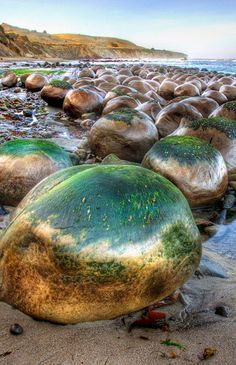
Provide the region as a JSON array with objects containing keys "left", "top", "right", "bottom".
[
  {"left": 0, "top": 138, "right": 72, "bottom": 206},
  {"left": 211, "top": 101, "right": 236, "bottom": 120},
  {"left": 0, "top": 164, "right": 201, "bottom": 324},
  {"left": 172, "top": 117, "right": 236, "bottom": 187},
  {"left": 89, "top": 108, "right": 158, "bottom": 162},
  {"left": 142, "top": 136, "right": 228, "bottom": 207},
  {"left": 41, "top": 79, "right": 72, "bottom": 107}
]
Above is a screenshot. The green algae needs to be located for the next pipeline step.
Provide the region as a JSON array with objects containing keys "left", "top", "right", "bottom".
[
  {"left": 186, "top": 117, "right": 236, "bottom": 140},
  {"left": 60, "top": 260, "right": 127, "bottom": 284},
  {"left": 161, "top": 339, "right": 185, "bottom": 350},
  {"left": 144, "top": 135, "right": 219, "bottom": 166},
  {"left": 222, "top": 101, "right": 236, "bottom": 113},
  {"left": 0, "top": 138, "right": 72, "bottom": 168},
  {"left": 101, "top": 154, "right": 139, "bottom": 166},
  {"left": 105, "top": 107, "right": 141, "bottom": 125},
  {"left": 49, "top": 79, "right": 72, "bottom": 90},
  {"left": 160, "top": 221, "right": 200, "bottom": 260},
  {"left": 86, "top": 261, "right": 126, "bottom": 281},
  {"left": 4, "top": 164, "right": 201, "bottom": 287},
  {"left": 0, "top": 69, "right": 65, "bottom": 76},
  {"left": 16, "top": 165, "right": 199, "bottom": 259},
  {"left": 111, "top": 89, "right": 126, "bottom": 96}
]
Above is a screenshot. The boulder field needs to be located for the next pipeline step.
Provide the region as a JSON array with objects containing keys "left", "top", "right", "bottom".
[{"left": 0, "top": 61, "right": 236, "bottom": 323}]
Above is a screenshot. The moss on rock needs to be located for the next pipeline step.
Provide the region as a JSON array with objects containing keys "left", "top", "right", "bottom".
[
  {"left": 222, "top": 101, "right": 236, "bottom": 113},
  {"left": 105, "top": 107, "right": 141, "bottom": 125},
  {"left": 185, "top": 117, "right": 236, "bottom": 140},
  {"left": 0, "top": 138, "right": 72, "bottom": 167},
  {"left": 0, "top": 164, "right": 201, "bottom": 323},
  {"left": 49, "top": 79, "right": 72, "bottom": 90},
  {"left": 146, "top": 135, "right": 219, "bottom": 166}
]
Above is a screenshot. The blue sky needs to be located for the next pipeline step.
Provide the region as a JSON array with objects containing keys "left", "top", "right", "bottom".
[{"left": 0, "top": 0, "right": 236, "bottom": 58}]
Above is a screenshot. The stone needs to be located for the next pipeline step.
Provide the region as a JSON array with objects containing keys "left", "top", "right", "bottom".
[{"left": 89, "top": 108, "right": 158, "bottom": 162}]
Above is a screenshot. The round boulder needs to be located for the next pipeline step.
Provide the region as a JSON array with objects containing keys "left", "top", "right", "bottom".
[
  {"left": 25, "top": 73, "right": 48, "bottom": 91},
  {"left": 159, "top": 81, "right": 178, "bottom": 100},
  {"left": 89, "top": 108, "right": 158, "bottom": 162},
  {"left": 78, "top": 68, "right": 96, "bottom": 78},
  {"left": 211, "top": 101, "right": 236, "bottom": 120},
  {"left": 219, "top": 85, "right": 236, "bottom": 101},
  {"left": 0, "top": 164, "right": 201, "bottom": 324},
  {"left": 63, "top": 88, "right": 103, "bottom": 118},
  {"left": 155, "top": 102, "right": 202, "bottom": 137},
  {"left": 172, "top": 117, "right": 236, "bottom": 186},
  {"left": 142, "top": 136, "right": 228, "bottom": 207},
  {"left": 202, "top": 90, "right": 228, "bottom": 105},
  {"left": 1, "top": 72, "right": 17, "bottom": 88},
  {"left": 41, "top": 79, "right": 72, "bottom": 107},
  {"left": 102, "top": 96, "right": 139, "bottom": 115},
  {"left": 180, "top": 97, "right": 219, "bottom": 118},
  {"left": 174, "top": 83, "right": 200, "bottom": 97},
  {"left": 0, "top": 139, "right": 72, "bottom": 206}
]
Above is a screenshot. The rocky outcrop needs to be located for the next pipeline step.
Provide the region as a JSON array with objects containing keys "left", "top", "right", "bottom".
[{"left": 0, "top": 23, "right": 187, "bottom": 60}]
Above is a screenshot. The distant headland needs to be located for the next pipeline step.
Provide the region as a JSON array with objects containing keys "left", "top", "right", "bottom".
[{"left": 0, "top": 23, "right": 187, "bottom": 60}]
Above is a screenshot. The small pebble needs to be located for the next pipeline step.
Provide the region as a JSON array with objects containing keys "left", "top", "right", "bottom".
[{"left": 10, "top": 323, "right": 24, "bottom": 335}]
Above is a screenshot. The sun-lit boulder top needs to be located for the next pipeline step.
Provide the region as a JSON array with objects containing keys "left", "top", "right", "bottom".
[
  {"left": 0, "top": 164, "right": 201, "bottom": 324},
  {"left": 144, "top": 135, "right": 220, "bottom": 165}
]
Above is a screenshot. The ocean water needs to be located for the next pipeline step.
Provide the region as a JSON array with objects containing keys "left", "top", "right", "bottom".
[
  {"left": 91, "top": 59, "right": 236, "bottom": 74},
  {"left": 1, "top": 59, "right": 236, "bottom": 74},
  {"left": 145, "top": 59, "right": 236, "bottom": 74},
  {"left": 149, "top": 59, "right": 236, "bottom": 74},
  {"left": 204, "top": 220, "right": 236, "bottom": 259}
]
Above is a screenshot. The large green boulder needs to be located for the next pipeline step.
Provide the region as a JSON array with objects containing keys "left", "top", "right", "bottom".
[
  {"left": 0, "top": 164, "right": 201, "bottom": 324},
  {"left": 172, "top": 117, "right": 236, "bottom": 188},
  {"left": 142, "top": 136, "right": 228, "bottom": 207}
]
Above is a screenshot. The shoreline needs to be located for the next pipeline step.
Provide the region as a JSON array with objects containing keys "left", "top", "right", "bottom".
[{"left": 1, "top": 58, "right": 235, "bottom": 75}]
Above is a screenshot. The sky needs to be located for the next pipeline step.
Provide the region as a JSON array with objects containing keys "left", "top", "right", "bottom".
[{"left": 0, "top": 0, "right": 236, "bottom": 58}]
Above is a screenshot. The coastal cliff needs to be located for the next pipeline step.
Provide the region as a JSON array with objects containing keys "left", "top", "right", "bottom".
[{"left": 0, "top": 23, "right": 187, "bottom": 60}]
